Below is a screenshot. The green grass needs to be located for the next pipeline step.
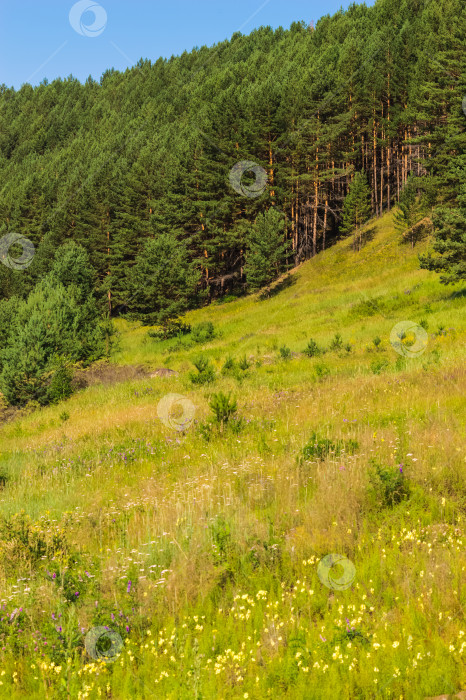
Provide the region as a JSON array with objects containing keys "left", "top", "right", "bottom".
[{"left": 0, "top": 213, "right": 464, "bottom": 698}]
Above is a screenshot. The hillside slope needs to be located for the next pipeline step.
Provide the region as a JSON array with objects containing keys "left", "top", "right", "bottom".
[{"left": 0, "top": 215, "right": 465, "bottom": 699}]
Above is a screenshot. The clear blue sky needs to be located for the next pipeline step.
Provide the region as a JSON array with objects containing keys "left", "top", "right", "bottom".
[{"left": 1, "top": 0, "right": 373, "bottom": 90}]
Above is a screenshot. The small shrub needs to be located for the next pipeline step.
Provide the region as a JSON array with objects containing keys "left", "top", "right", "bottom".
[
  {"left": 350, "top": 297, "right": 383, "bottom": 318},
  {"left": 210, "top": 516, "right": 232, "bottom": 563},
  {"left": 60, "top": 410, "right": 70, "bottom": 422},
  {"left": 373, "top": 336, "right": 382, "bottom": 349},
  {"left": 368, "top": 460, "right": 409, "bottom": 507},
  {"left": 189, "top": 356, "right": 215, "bottom": 385},
  {"left": 221, "top": 355, "right": 250, "bottom": 381},
  {"left": 370, "top": 358, "right": 389, "bottom": 375},
  {"left": 148, "top": 319, "right": 191, "bottom": 340},
  {"left": 221, "top": 356, "right": 236, "bottom": 376},
  {"left": 301, "top": 432, "right": 359, "bottom": 461},
  {"left": 229, "top": 415, "right": 246, "bottom": 434},
  {"left": 419, "top": 319, "right": 428, "bottom": 331},
  {"left": 46, "top": 365, "right": 74, "bottom": 404},
  {"left": 209, "top": 391, "right": 237, "bottom": 426},
  {"left": 238, "top": 355, "right": 250, "bottom": 371},
  {"left": 315, "top": 362, "right": 331, "bottom": 379},
  {"left": 304, "top": 338, "right": 322, "bottom": 357},
  {"left": 0, "top": 467, "right": 8, "bottom": 489},
  {"left": 279, "top": 345, "right": 291, "bottom": 360},
  {"left": 191, "top": 321, "right": 215, "bottom": 344},
  {"left": 329, "top": 333, "right": 344, "bottom": 351}
]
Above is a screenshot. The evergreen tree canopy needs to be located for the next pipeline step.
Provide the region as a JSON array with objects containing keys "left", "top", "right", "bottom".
[
  {"left": 0, "top": 243, "right": 107, "bottom": 405},
  {"left": 0, "top": 0, "right": 463, "bottom": 300},
  {"left": 127, "top": 232, "right": 201, "bottom": 325},
  {"left": 340, "top": 172, "right": 372, "bottom": 250},
  {"left": 245, "top": 208, "right": 290, "bottom": 291}
]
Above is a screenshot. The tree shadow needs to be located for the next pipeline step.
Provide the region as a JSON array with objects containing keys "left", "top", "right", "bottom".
[
  {"left": 344, "top": 225, "right": 377, "bottom": 252},
  {"left": 259, "top": 274, "right": 296, "bottom": 300},
  {"left": 448, "top": 287, "right": 466, "bottom": 300},
  {"left": 360, "top": 225, "right": 377, "bottom": 247}
]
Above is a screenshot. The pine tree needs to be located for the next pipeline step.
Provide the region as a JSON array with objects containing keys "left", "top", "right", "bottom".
[
  {"left": 393, "top": 176, "right": 425, "bottom": 247},
  {"left": 244, "top": 208, "right": 290, "bottom": 291},
  {"left": 340, "top": 172, "right": 372, "bottom": 251},
  {"left": 419, "top": 181, "right": 466, "bottom": 283},
  {"left": 0, "top": 242, "right": 106, "bottom": 405},
  {"left": 127, "top": 232, "right": 200, "bottom": 325}
]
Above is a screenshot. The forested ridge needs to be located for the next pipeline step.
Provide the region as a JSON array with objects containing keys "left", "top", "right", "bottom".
[{"left": 0, "top": 0, "right": 464, "bottom": 312}]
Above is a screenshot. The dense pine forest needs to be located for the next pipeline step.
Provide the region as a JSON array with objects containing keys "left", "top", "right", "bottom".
[
  {"left": 0, "top": 1, "right": 465, "bottom": 697},
  {"left": 0, "top": 0, "right": 464, "bottom": 313}
]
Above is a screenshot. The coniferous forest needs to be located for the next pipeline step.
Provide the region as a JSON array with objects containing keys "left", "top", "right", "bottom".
[
  {"left": 0, "top": 0, "right": 466, "bottom": 696},
  {"left": 0, "top": 0, "right": 464, "bottom": 317}
]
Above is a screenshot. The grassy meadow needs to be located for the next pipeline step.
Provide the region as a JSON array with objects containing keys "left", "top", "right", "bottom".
[{"left": 0, "top": 213, "right": 464, "bottom": 699}]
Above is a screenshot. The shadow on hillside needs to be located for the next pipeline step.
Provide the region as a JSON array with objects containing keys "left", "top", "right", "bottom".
[
  {"left": 448, "top": 287, "right": 466, "bottom": 300},
  {"left": 259, "top": 274, "right": 296, "bottom": 300},
  {"left": 345, "top": 225, "right": 377, "bottom": 252}
]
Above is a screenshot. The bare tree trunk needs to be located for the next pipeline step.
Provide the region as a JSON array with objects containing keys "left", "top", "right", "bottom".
[
  {"left": 373, "top": 118, "right": 379, "bottom": 216},
  {"left": 323, "top": 197, "right": 328, "bottom": 251}
]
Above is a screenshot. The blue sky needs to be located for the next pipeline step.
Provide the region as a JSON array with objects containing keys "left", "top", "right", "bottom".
[{"left": 1, "top": 0, "right": 373, "bottom": 89}]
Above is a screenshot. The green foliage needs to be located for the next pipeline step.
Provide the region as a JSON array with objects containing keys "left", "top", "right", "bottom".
[
  {"left": 340, "top": 172, "right": 372, "bottom": 250},
  {"left": 368, "top": 460, "right": 410, "bottom": 507},
  {"left": 209, "top": 391, "right": 237, "bottom": 426},
  {"left": 370, "top": 358, "right": 389, "bottom": 375},
  {"left": 148, "top": 319, "right": 191, "bottom": 340},
  {"left": 46, "top": 363, "right": 74, "bottom": 405},
  {"left": 419, "top": 183, "right": 466, "bottom": 283},
  {"left": 189, "top": 355, "right": 216, "bottom": 385},
  {"left": 329, "top": 333, "right": 344, "bottom": 351},
  {"left": 301, "top": 432, "right": 359, "bottom": 461},
  {"left": 393, "top": 177, "right": 425, "bottom": 244},
  {"left": 372, "top": 335, "right": 382, "bottom": 349},
  {"left": 245, "top": 209, "right": 290, "bottom": 291},
  {"left": 303, "top": 338, "right": 322, "bottom": 357},
  {"left": 221, "top": 356, "right": 236, "bottom": 375},
  {"left": 221, "top": 354, "right": 250, "bottom": 383},
  {"left": 237, "top": 355, "right": 250, "bottom": 371},
  {"left": 209, "top": 516, "right": 232, "bottom": 564},
  {"left": 314, "top": 362, "right": 331, "bottom": 379},
  {"left": 127, "top": 233, "right": 200, "bottom": 325},
  {"left": 191, "top": 321, "right": 215, "bottom": 344},
  {"left": 0, "top": 0, "right": 463, "bottom": 308},
  {"left": 0, "top": 244, "right": 107, "bottom": 406},
  {"left": 279, "top": 345, "right": 291, "bottom": 360}
]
